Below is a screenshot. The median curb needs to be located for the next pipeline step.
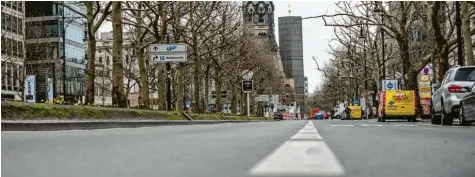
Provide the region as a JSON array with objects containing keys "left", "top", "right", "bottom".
[{"left": 1, "top": 120, "right": 273, "bottom": 131}]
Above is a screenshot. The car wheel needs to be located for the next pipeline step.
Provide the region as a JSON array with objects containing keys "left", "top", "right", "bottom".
[
  {"left": 411, "top": 117, "right": 417, "bottom": 122},
  {"left": 459, "top": 103, "right": 470, "bottom": 126},
  {"left": 407, "top": 117, "right": 411, "bottom": 122},
  {"left": 431, "top": 102, "right": 441, "bottom": 125},
  {"left": 441, "top": 103, "right": 453, "bottom": 125},
  {"left": 381, "top": 116, "right": 386, "bottom": 122}
]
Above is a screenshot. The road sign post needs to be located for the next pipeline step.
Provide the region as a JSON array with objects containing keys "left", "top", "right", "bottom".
[{"left": 150, "top": 42, "right": 188, "bottom": 111}]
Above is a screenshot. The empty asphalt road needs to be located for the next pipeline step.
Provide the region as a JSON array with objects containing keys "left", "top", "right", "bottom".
[{"left": 3, "top": 119, "right": 475, "bottom": 177}]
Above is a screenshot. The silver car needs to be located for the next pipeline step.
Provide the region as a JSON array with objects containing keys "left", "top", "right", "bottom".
[{"left": 431, "top": 66, "right": 475, "bottom": 125}]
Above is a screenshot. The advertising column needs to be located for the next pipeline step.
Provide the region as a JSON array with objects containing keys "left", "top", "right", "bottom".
[
  {"left": 418, "top": 67, "right": 433, "bottom": 119},
  {"left": 24, "top": 75, "right": 36, "bottom": 103}
]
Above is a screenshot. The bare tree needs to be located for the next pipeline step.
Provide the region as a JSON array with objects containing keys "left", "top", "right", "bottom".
[{"left": 461, "top": 1, "right": 474, "bottom": 65}]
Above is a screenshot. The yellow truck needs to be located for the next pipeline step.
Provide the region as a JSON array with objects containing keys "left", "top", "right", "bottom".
[{"left": 378, "top": 90, "right": 417, "bottom": 122}]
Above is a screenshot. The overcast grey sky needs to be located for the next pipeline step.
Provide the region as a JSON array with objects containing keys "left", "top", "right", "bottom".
[{"left": 99, "top": 1, "right": 337, "bottom": 94}]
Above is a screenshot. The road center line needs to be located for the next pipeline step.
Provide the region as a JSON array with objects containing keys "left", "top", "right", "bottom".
[{"left": 249, "top": 121, "right": 346, "bottom": 176}]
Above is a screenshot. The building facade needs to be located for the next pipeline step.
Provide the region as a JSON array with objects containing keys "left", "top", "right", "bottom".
[
  {"left": 24, "top": 1, "right": 86, "bottom": 103},
  {"left": 278, "top": 16, "right": 305, "bottom": 113},
  {"left": 1, "top": 1, "right": 26, "bottom": 100}
]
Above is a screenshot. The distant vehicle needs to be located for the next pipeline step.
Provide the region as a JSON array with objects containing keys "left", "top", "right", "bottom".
[
  {"left": 273, "top": 110, "right": 284, "bottom": 120},
  {"left": 314, "top": 113, "right": 324, "bottom": 119},
  {"left": 348, "top": 106, "right": 363, "bottom": 120},
  {"left": 332, "top": 103, "right": 345, "bottom": 119},
  {"left": 378, "top": 90, "right": 417, "bottom": 122},
  {"left": 459, "top": 83, "right": 475, "bottom": 126},
  {"left": 323, "top": 112, "right": 329, "bottom": 119},
  {"left": 432, "top": 66, "right": 475, "bottom": 125}
]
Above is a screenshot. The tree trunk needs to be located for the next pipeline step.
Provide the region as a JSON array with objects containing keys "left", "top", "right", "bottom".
[
  {"left": 157, "top": 3, "right": 166, "bottom": 110},
  {"left": 436, "top": 44, "right": 449, "bottom": 83},
  {"left": 176, "top": 64, "right": 184, "bottom": 112},
  {"left": 461, "top": 1, "right": 474, "bottom": 65},
  {"left": 85, "top": 35, "right": 96, "bottom": 105},
  {"left": 157, "top": 66, "right": 166, "bottom": 110},
  {"left": 241, "top": 92, "right": 245, "bottom": 115},
  {"left": 84, "top": 6, "right": 96, "bottom": 105},
  {"left": 137, "top": 47, "right": 149, "bottom": 108},
  {"left": 204, "top": 66, "right": 209, "bottom": 112},
  {"left": 193, "top": 52, "right": 200, "bottom": 113},
  {"left": 111, "top": 1, "right": 126, "bottom": 107},
  {"left": 400, "top": 40, "right": 415, "bottom": 89},
  {"left": 231, "top": 83, "right": 237, "bottom": 114},
  {"left": 136, "top": 5, "right": 149, "bottom": 109},
  {"left": 214, "top": 67, "right": 222, "bottom": 113}
]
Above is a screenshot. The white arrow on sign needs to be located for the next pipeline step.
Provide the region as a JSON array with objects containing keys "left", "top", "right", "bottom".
[
  {"left": 242, "top": 70, "right": 253, "bottom": 80},
  {"left": 150, "top": 44, "right": 187, "bottom": 53}
]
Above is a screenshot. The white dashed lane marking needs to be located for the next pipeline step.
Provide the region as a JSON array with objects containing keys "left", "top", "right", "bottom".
[
  {"left": 248, "top": 121, "right": 346, "bottom": 176},
  {"left": 330, "top": 124, "right": 355, "bottom": 127}
]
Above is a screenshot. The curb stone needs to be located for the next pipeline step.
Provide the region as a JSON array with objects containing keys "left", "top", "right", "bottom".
[{"left": 1, "top": 120, "right": 273, "bottom": 131}]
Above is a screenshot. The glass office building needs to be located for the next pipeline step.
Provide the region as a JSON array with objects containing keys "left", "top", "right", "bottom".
[{"left": 25, "top": 1, "right": 85, "bottom": 103}]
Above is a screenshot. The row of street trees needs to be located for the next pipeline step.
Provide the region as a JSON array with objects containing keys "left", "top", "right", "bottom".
[
  {"left": 310, "top": 1, "right": 475, "bottom": 109},
  {"left": 60, "top": 1, "right": 283, "bottom": 113}
]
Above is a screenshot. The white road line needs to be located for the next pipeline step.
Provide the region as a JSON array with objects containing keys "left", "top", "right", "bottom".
[
  {"left": 298, "top": 129, "right": 319, "bottom": 134},
  {"left": 249, "top": 121, "right": 346, "bottom": 176},
  {"left": 249, "top": 141, "right": 346, "bottom": 176},
  {"left": 291, "top": 133, "right": 322, "bottom": 140},
  {"left": 360, "top": 124, "right": 384, "bottom": 127},
  {"left": 393, "top": 124, "right": 419, "bottom": 127},
  {"left": 329, "top": 124, "right": 355, "bottom": 127}
]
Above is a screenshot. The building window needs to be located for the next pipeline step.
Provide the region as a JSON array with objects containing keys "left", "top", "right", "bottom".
[
  {"left": 6, "top": 14, "right": 11, "bottom": 32},
  {"left": 1, "top": 12, "right": 5, "bottom": 30},
  {"left": 12, "top": 16, "right": 17, "bottom": 34},
  {"left": 7, "top": 38, "right": 13, "bottom": 56},
  {"left": 11, "top": 1, "right": 17, "bottom": 10},
  {"left": 6, "top": 63, "right": 12, "bottom": 90},
  {"left": 1, "top": 37, "right": 5, "bottom": 54},
  {"left": 12, "top": 39, "right": 17, "bottom": 57},
  {"left": 18, "top": 1, "right": 22, "bottom": 12},
  {"left": 18, "top": 41, "right": 23, "bottom": 57},
  {"left": 12, "top": 64, "right": 18, "bottom": 90},
  {"left": 18, "top": 18, "right": 23, "bottom": 35},
  {"left": 125, "top": 55, "right": 129, "bottom": 63},
  {"left": 98, "top": 49, "right": 101, "bottom": 53},
  {"left": 106, "top": 56, "right": 110, "bottom": 65},
  {"left": 99, "top": 57, "right": 103, "bottom": 63},
  {"left": 1, "top": 62, "right": 6, "bottom": 90}
]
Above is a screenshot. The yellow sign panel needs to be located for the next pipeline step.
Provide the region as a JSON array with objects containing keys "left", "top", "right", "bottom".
[{"left": 419, "top": 74, "right": 430, "bottom": 82}]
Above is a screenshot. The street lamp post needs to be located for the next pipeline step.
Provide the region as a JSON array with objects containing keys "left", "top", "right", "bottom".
[
  {"left": 374, "top": 2, "right": 385, "bottom": 81},
  {"left": 358, "top": 21, "right": 367, "bottom": 91}
]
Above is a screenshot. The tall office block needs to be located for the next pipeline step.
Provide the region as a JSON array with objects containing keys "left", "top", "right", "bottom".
[
  {"left": 25, "top": 1, "right": 86, "bottom": 103},
  {"left": 278, "top": 16, "right": 305, "bottom": 113},
  {"left": 1, "top": 1, "right": 26, "bottom": 100}
]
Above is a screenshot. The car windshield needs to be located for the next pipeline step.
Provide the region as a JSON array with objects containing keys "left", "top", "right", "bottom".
[{"left": 454, "top": 68, "right": 475, "bottom": 81}]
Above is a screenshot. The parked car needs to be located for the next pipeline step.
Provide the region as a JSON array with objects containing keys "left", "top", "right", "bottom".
[
  {"left": 273, "top": 111, "right": 283, "bottom": 120},
  {"left": 431, "top": 66, "right": 475, "bottom": 125},
  {"left": 459, "top": 83, "right": 475, "bottom": 126},
  {"left": 314, "top": 113, "right": 324, "bottom": 119}
]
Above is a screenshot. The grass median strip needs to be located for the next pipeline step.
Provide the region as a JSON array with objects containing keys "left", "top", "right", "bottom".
[{"left": 1, "top": 102, "right": 271, "bottom": 121}]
